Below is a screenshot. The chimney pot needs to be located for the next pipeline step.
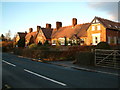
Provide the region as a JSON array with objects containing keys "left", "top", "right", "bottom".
[
  {"left": 56, "top": 22, "right": 62, "bottom": 30},
  {"left": 29, "top": 28, "right": 33, "bottom": 33},
  {"left": 46, "top": 23, "right": 51, "bottom": 29},
  {"left": 37, "top": 26, "right": 41, "bottom": 32},
  {"left": 72, "top": 18, "right": 77, "bottom": 26}
]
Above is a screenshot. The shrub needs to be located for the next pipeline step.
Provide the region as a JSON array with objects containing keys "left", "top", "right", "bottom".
[
  {"left": 37, "top": 46, "right": 50, "bottom": 50},
  {"left": 28, "top": 43, "right": 37, "bottom": 49},
  {"left": 75, "top": 52, "right": 94, "bottom": 66},
  {"left": 37, "top": 41, "right": 42, "bottom": 46},
  {"left": 43, "top": 40, "right": 50, "bottom": 46},
  {"left": 96, "top": 42, "right": 111, "bottom": 50},
  {"left": 1, "top": 41, "right": 13, "bottom": 52}
]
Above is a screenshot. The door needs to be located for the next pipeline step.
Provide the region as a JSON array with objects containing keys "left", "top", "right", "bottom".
[{"left": 92, "top": 33, "right": 100, "bottom": 45}]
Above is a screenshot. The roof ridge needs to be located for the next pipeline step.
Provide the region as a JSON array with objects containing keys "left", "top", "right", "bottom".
[{"left": 96, "top": 16, "right": 119, "bottom": 24}]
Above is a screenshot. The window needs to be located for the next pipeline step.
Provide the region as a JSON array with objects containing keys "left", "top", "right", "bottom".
[
  {"left": 114, "top": 37, "right": 117, "bottom": 44},
  {"left": 118, "top": 38, "right": 120, "bottom": 44},
  {"left": 80, "top": 38, "right": 84, "bottom": 45},
  {"left": 97, "top": 25, "right": 100, "bottom": 30},
  {"left": 95, "top": 37, "right": 98, "bottom": 43},
  {"left": 58, "top": 38, "right": 65, "bottom": 45},
  {"left": 108, "top": 36, "right": 110, "bottom": 44},
  {"left": 52, "top": 40, "right": 56, "bottom": 45},
  {"left": 92, "top": 26, "right": 95, "bottom": 30}
]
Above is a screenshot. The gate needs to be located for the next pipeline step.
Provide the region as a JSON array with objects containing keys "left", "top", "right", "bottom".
[{"left": 95, "top": 49, "right": 120, "bottom": 69}]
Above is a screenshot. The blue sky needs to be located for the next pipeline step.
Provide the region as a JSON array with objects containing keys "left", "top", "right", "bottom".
[{"left": 1, "top": 1, "right": 119, "bottom": 38}]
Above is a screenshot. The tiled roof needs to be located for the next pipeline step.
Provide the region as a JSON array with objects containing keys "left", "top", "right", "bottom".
[
  {"left": 95, "top": 16, "right": 120, "bottom": 30},
  {"left": 18, "top": 32, "right": 27, "bottom": 38},
  {"left": 52, "top": 23, "right": 90, "bottom": 39},
  {"left": 77, "top": 23, "right": 90, "bottom": 37},
  {"left": 25, "top": 31, "right": 37, "bottom": 41},
  {"left": 25, "top": 28, "right": 53, "bottom": 42},
  {"left": 41, "top": 28, "right": 53, "bottom": 39}
]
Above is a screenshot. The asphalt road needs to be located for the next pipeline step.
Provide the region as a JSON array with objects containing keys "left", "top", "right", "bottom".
[{"left": 2, "top": 52, "right": 120, "bottom": 88}]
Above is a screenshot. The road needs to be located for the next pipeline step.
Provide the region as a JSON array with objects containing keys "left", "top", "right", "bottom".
[{"left": 2, "top": 52, "right": 120, "bottom": 88}]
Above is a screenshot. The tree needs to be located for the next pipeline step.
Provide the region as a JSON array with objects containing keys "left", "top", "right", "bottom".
[
  {"left": 0, "top": 34, "right": 6, "bottom": 41},
  {"left": 37, "top": 41, "right": 42, "bottom": 46},
  {"left": 5, "top": 30, "right": 11, "bottom": 41},
  {"left": 43, "top": 40, "right": 50, "bottom": 46}
]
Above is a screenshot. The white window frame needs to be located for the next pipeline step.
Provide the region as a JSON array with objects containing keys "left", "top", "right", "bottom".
[
  {"left": 92, "top": 26, "right": 95, "bottom": 31},
  {"left": 97, "top": 25, "right": 100, "bottom": 30},
  {"left": 92, "top": 33, "right": 101, "bottom": 45},
  {"left": 58, "top": 38, "right": 65, "bottom": 45},
  {"left": 52, "top": 40, "right": 56, "bottom": 45}
]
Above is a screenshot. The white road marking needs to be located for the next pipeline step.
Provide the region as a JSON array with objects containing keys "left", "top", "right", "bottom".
[
  {"left": 24, "top": 69, "right": 67, "bottom": 86},
  {"left": 2, "top": 60, "right": 16, "bottom": 67}
]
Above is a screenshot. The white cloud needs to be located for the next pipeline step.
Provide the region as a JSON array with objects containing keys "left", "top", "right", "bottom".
[{"left": 87, "top": 2, "right": 118, "bottom": 21}]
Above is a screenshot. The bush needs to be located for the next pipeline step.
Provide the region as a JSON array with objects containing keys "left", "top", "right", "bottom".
[
  {"left": 37, "top": 41, "right": 42, "bottom": 46},
  {"left": 75, "top": 52, "right": 94, "bottom": 66},
  {"left": 1, "top": 41, "right": 13, "bottom": 52},
  {"left": 28, "top": 43, "right": 37, "bottom": 49},
  {"left": 96, "top": 42, "right": 111, "bottom": 50},
  {"left": 43, "top": 40, "right": 50, "bottom": 46},
  {"left": 37, "top": 46, "right": 50, "bottom": 50}
]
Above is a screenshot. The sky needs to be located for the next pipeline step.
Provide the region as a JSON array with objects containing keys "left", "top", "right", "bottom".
[{"left": 0, "top": 0, "right": 119, "bottom": 38}]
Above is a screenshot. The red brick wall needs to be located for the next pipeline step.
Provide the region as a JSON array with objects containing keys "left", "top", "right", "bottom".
[
  {"left": 106, "top": 29, "right": 120, "bottom": 45},
  {"left": 86, "top": 23, "right": 106, "bottom": 45}
]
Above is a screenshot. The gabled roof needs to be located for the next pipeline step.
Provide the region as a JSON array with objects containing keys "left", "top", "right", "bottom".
[
  {"left": 17, "top": 32, "right": 27, "bottom": 38},
  {"left": 25, "top": 28, "right": 53, "bottom": 42},
  {"left": 77, "top": 23, "right": 90, "bottom": 37},
  {"left": 41, "top": 28, "right": 53, "bottom": 39},
  {"left": 93, "top": 16, "right": 120, "bottom": 30},
  {"left": 52, "top": 23, "right": 90, "bottom": 39},
  {"left": 25, "top": 31, "right": 37, "bottom": 41}
]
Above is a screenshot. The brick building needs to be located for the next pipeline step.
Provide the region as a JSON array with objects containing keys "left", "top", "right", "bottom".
[
  {"left": 86, "top": 16, "right": 120, "bottom": 45},
  {"left": 15, "top": 16, "right": 120, "bottom": 46},
  {"left": 52, "top": 16, "right": 120, "bottom": 46},
  {"left": 25, "top": 24, "right": 53, "bottom": 46}
]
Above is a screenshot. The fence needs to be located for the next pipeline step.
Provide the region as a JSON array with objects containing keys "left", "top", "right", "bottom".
[{"left": 95, "top": 49, "right": 120, "bottom": 69}]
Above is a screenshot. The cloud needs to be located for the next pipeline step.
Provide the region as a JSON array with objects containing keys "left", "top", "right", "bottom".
[{"left": 87, "top": 2, "right": 118, "bottom": 21}]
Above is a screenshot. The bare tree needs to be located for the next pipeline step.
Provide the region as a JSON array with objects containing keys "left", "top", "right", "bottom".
[{"left": 5, "top": 30, "right": 11, "bottom": 41}]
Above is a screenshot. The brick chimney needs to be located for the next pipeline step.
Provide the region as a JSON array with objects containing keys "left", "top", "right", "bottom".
[
  {"left": 72, "top": 18, "right": 77, "bottom": 26},
  {"left": 29, "top": 28, "right": 33, "bottom": 33},
  {"left": 46, "top": 23, "right": 51, "bottom": 29},
  {"left": 56, "top": 22, "right": 62, "bottom": 30},
  {"left": 37, "top": 26, "right": 41, "bottom": 32}
]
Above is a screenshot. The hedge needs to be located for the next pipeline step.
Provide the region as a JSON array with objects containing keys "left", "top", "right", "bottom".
[
  {"left": 75, "top": 52, "right": 95, "bottom": 66},
  {"left": 13, "top": 48, "right": 77, "bottom": 61}
]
